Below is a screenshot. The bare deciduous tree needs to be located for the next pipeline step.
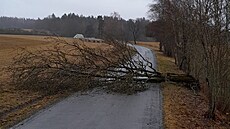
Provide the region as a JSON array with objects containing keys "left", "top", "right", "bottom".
[
  {"left": 128, "top": 19, "right": 141, "bottom": 44},
  {"left": 8, "top": 37, "right": 196, "bottom": 95},
  {"left": 149, "top": 0, "right": 230, "bottom": 118},
  {"left": 8, "top": 38, "right": 159, "bottom": 94}
]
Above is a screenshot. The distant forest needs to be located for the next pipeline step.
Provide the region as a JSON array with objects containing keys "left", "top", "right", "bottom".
[{"left": 0, "top": 13, "right": 153, "bottom": 41}]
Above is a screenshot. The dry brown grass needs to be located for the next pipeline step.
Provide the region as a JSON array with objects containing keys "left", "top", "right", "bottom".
[
  {"left": 138, "top": 42, "right": 229, "bottom": 129},
  {"left": 0, "top": 35, "right": 51, "bottom": 68},
  {"left": 1, "top": 38, "right": 229, "bottom": 128},
  {"left": 0, "top": 34, "right": 113, "bottom": 128},
  {"left": 0, "top": 35, "right": 63, "bottom": 128},
  {"left": 137, "top": 42, "right": 182, "bottom": 74},
  {"left": 0, "top": 34, "right": 112, "bottom": 69}
]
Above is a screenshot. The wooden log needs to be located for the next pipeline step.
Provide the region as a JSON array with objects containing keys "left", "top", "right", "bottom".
[
  {"left": 133, "top": 74, "right": 196, "bottom": 83},
  {"left": 132, "top": 73, "right": 199, "bottom": 91}
]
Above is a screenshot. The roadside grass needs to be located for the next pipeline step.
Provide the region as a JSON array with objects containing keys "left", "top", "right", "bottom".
[
  {"left": 0, "top": 35, "right": 68, "bottom": 128},
  {"left": 138, "top": 42, "right": 229, "bottom": 129},
  {"left": 1, "top": 36, "right": 229, "bottom": 128},
  {"left": 0, "top": 34, "right": 113, "bottom": 128}
]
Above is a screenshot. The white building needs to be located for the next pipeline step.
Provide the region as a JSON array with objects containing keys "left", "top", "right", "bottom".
[{"left": 73, "top": 34, "right": 84, "bottom": 39}]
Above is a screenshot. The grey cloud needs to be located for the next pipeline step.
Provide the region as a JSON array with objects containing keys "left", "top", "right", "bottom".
[{"left": 1, "top": 0, "right": 152, "bottom": 19}]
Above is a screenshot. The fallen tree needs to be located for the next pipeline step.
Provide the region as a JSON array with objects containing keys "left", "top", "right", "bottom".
[{"left": 8, "top": 37, "right": 198, "bottom": 94}]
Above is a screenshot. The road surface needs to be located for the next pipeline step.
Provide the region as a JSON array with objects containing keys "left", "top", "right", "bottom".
[{"left": 12, "top": 45, "right": 163, "bottom": 129}]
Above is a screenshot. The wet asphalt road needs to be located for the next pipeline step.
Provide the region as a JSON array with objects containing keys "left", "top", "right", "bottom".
[
  {"left": 12, "top": 45, "right": 163, "bottom": 129},
  {"left": 13, "top": 85, "right": 163, "bottom": 129}
]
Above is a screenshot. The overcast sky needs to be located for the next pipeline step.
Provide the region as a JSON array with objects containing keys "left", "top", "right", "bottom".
[{"left": 0, "top": 0, "right": 153, "bottom": 20}]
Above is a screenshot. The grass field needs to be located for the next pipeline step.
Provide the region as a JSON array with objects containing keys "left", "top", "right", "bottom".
[
  {"left": 0, "top": 34, "right": 113, "bottom": 128},
  {"left": 0, "top": 35, "right": 65, "bottom": 128},
  {"left": 1, "top": 36, "right": 228, "bottom": 128}
]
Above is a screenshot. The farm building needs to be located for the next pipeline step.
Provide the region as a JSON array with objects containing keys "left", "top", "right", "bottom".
[
  {"left": 73, "top": 34, "right": 104, "bottom": 43},
  {"left": 84, "top": 38, "right": 104, "bottom": 43},
  {"left": 73, "top": 34, "right": 84, "bottom": 39}
]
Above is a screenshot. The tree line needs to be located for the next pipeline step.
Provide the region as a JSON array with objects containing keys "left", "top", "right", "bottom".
[
  {"left": 148, "top": 0, "right": 230, "bottom": 119},
  {"left": 0, "top": 13, "right": 152, "bottom": 42}
]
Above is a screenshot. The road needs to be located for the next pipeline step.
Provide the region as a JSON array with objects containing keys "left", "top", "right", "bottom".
[
  {"left": 132, "top": 44, "right": 157, "bottom": 72},
  {"left": 12, "top": 45, "right": 163, "bottom": 129}
]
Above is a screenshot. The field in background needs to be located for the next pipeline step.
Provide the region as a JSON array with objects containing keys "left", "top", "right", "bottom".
[
  {"left": 0, "top": 34, "right": 112, "bottom": 128},
  {"left": 0, "top": 34, "right": 111, "bottom": 69},
  {"left": 0, "top": 35, "right": 65, "bottom": 128},
  {"left": 0, "top": 35, "right": 49, "bottom": 69}
]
